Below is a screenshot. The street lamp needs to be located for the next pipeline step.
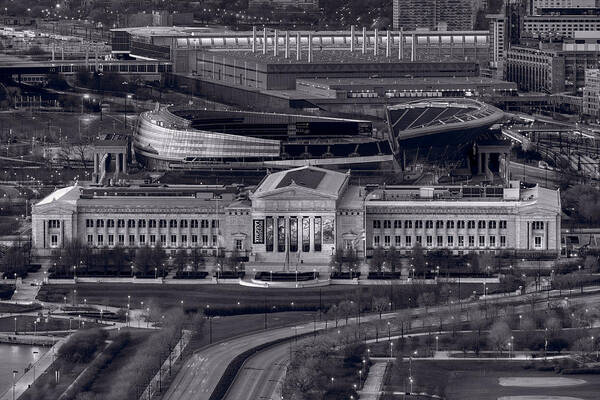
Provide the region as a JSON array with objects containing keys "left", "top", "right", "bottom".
[
  {"left": 32, "top": 351, "right": 38, "bottom": 381},
  {"left": 124, "top": 92, "right": 132, "bottom": 128},
  {"left": 12, "top": 370, "right": 17, "bottom": 400}
]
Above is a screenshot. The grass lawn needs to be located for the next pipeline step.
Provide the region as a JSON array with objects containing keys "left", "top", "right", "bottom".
[
  {"left": 382, "top": 360, "right": 600, "bottom": 400},
  {"left": 37, "top": 283, "right": 378, "bottom": 311},
  {"left": 0, "top": 316, "right": 107, "bottom": 333},
  {"left": 0, "top": 302, "right": 42, "bottom": 314},
  {"left": 36, "top": 282, "right": 503, "bottom": 315}
]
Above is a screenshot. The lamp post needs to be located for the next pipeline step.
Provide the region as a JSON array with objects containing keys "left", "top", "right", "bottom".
[
  {"left": 409, "top": 350, "right": 417, "bottom": 394},
  {"left": 14, "top": 317, "right": 17, "bottom": 334},
  {"left": 435, "top": 335, "right": 439, "bottom": 354},
  {"left": 206, "top": 304, "right": 212, "bottom": 343},
  {"left": 124, "top": 92, "right": 132, "bottom": 128},
  {"left": 358, "top": 369, "right": 362, "bottom": 387},
  {"left": 12, "top": 370, "right": 17, "bottom": 400},
  {"left": 32, "top": 351, "right": 38, "bottom": 381}
]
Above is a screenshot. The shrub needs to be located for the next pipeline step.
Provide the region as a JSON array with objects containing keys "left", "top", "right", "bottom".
[
  {"left": 547, "top": 337, "right": 569, "bottom": 353},
  {"left": 60, "top": 332, "right": 130, "bottom": 400},
  {"left": 323, "top": 382, "right": 358, "bottom": 400},
  {"left": 58, "top": 329, "right": 108, "bottom": 363},
  {"left": 0, "top": 285, "right": 15, "bottom": 300}
]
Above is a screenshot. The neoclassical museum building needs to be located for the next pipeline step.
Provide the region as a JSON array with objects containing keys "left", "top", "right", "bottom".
[{"left": 32, "top": 166, "right": 562, "bottom": 266}]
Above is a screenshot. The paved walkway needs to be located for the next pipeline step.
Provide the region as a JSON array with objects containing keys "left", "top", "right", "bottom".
[
  {"left": 0, "top": 338, "right": 64, "bottom": 400},
  {"left": 359, "top": 361, "right": 388, "bottom": 400}
]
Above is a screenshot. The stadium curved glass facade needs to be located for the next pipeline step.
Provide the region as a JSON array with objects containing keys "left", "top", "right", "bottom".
[{"left": 133, "top": 107, "right": 281, "bottom": 169}]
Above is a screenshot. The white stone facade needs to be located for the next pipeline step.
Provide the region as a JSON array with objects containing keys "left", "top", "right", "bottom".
[{"left": 31, "top": 167, "right": 562, "bottom": 263}]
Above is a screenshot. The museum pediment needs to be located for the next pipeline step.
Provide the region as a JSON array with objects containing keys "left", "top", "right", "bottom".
[
  {"left": 254, "top": 185, "right": 338, "bottom": 201},
  {"left": 32, "top": 203, "right": 76, "bottom": 216}
]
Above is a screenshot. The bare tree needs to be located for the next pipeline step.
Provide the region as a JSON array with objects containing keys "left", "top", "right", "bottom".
[
  {"left": 369, "top": 247, "right": 386, "bottom": 272},
  {"left": 173, "top": 249, "right": 187, "bottom": 274},
  {"left": 488, "top": 320, "right": 512, "bottom": 356},
  {"left": 470, "top": 309, "right": 487, "bottom": 355},
  {"left": 327, "top": 304, "right": 340, "bottom": 327},
  {"left": 338, "top": 300, "right": 356, "bottom": 325},
  {"left": 57, "top": 142, "right": 74, "bottom": 168},
  {"left": 190, "top": 247, "right": 204, "bottom": 272},
  {"left": 72, "top": 142, "right": 91, "bottom": 168},
  {"left": 396, "top": 309, "right": 411, "bottom": 337},
  {"left": 372, "top": 297, "right": 389, "bottom": 319},
  {"left": 385, "top": 246, "right": 402, "bottom": 272},
  {"left": 417, "top": 292, "right": 436, "bottom": 313}
]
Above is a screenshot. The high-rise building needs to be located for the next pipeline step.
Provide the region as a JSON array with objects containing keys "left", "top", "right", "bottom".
[
  {"left": 532, "top": 0, "right": 598, "bottom": 14},
  {"left": 583, "top": 69, "right": 600, "bottom": 118},
  {"left": 393, "top": 0, "right": 474, "bottom": 31},
  {"left": 487, "top": 14, "right": 507, "bottom": 70},
  {"left": 505, "top": 32, "right": 600, "bottom": 94}
]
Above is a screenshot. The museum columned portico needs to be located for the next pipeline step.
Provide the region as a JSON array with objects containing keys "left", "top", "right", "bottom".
[{"left": 249, "top": 167, "right": 349, "bottom": 264}]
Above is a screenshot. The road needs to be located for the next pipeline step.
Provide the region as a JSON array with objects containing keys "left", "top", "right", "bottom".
[
  {"left": 163, "top": 285, "right": 600, "bottom": 400},
  {"left": 223, "top": 339, "right": 298, "bottom": 400},
  {"left": 509, "top": 161, "right": 561, "bottom": 187},
  {"left": 162, "top": 322, "right": 318, "bottom": 400}
]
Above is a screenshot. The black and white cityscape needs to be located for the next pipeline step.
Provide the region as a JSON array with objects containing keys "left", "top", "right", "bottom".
[{"left": 0, "top": 1, "right": 600, "bottom": 399}]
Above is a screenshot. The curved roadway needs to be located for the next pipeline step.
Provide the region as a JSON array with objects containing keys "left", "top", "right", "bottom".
[
  {"left": 222, "top": 339, "right": 304, "bottom": 400},
  {"left": 164, "top": 287, "right": 600, "bottom": 400},
  {"left": 162, "top": 322, "right": 319, "bottom": 400}
]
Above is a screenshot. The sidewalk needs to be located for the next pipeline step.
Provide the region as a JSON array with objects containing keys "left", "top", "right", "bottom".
[
  {"left": 359, "top": 361, "right": 388, "bottom": 400},
  {"left": 0, "top": 338, "right": 65, "bottom": 400}
]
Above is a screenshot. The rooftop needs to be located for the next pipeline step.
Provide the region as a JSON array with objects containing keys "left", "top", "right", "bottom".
[
  {"left": 111, "top": 26, "right": 218, "bottom": 37},
  {"left": 254, "top": 166, "right": 349, "bottom": 198},
  {"left": 297, "top": 76, "right": 517, "bottom": 89},
  {"left": 200, "top": 49, "right": 476, "bottom": 65},
  {"left": 364, "top": 184, "right": 560, "bottom": 210},
  {"left": 36, "top": 185, "right": 80, "bottom": 206},
  {"left": 276, "top": 168, "right": 326, "bottom": 190},
  {"left": 79, "top": 184, "right": 238, "bottom": 200}
]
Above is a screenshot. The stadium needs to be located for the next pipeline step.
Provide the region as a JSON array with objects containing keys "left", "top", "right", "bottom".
[
  {"left": 133, "top": 106, "right": 394, "bottom": 170},
  {"left": 386, "top": 99, "right": 505, "bottom": 163}
]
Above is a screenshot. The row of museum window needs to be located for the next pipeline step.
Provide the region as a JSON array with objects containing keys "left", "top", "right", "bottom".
[
  {"left": 83, "top": 218, "right": 220, "bottom": 229},
  {"left": 83, "top": 234, "right": 225, "bottom": 248},
  {"left": 372, "top": 234, "right": 542, "bottom": 249},
  {"left": 50, "top": 234, "right": 244, "bottom": 251},
  {"left": 372, "top": 220, "right": 544, "bottom": 230}
]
